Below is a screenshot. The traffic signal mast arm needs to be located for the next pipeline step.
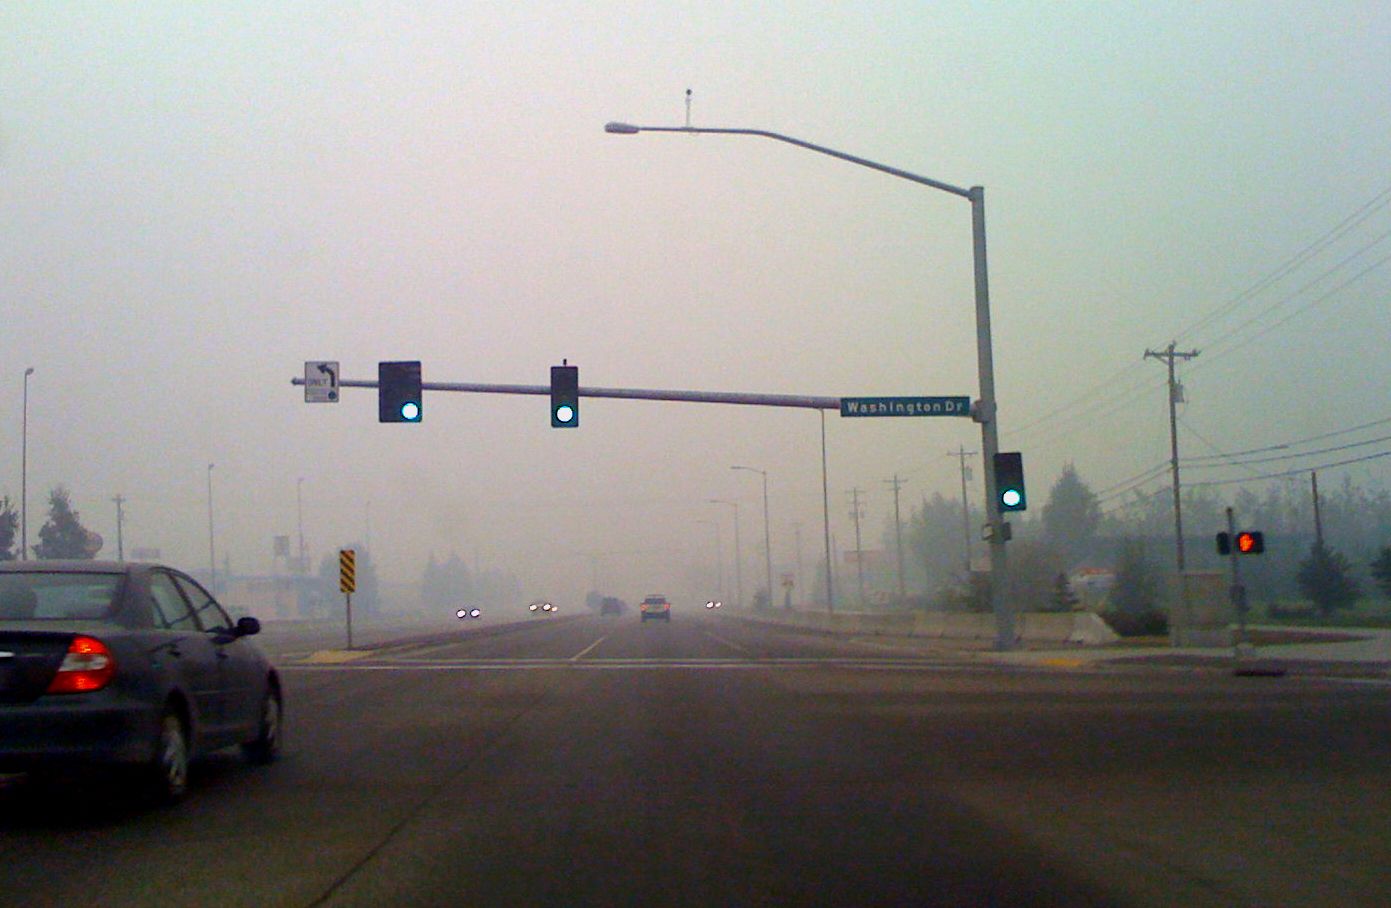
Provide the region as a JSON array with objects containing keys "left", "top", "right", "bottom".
[{"left": 294, "top": 376, "right": 844, "bottom": 410}]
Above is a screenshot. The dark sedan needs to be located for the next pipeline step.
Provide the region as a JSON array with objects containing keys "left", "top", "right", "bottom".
[{"left": 0, "top": 561, "right": 282, "bottom": 804}]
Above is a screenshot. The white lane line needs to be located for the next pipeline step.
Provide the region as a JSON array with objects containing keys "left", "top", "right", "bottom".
[
  {"left": 570, "top": 634, "right": 611, "bottom": 661},
  {"left": 282, "top": 657, "right": 992, "bottom": 672},
  {"left": 703, "top": 630, "right": 752, "bottom": 654}
]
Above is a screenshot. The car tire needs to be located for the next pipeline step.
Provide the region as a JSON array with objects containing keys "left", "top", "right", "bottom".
[
  {"left": 241, "top": 686, "right": 282, "bottom": 766},
  {"left": 147, "top": 710, "right": 190, "bottom": 805}
]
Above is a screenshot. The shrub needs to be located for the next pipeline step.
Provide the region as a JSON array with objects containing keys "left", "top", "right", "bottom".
[{"left": 1101, "top": 608, "right": 1169, "bottom": 637}]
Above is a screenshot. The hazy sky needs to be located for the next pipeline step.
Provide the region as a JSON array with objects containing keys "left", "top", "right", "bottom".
[{"left": 3, "top": 2, "right": 1389, "bottom": 605}]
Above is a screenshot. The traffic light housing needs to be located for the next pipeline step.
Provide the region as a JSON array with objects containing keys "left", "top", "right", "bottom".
[
  {"left": 550, "top": 363, "right": 578, "bottom": 428},
  {"left": 993, "top": 451, "right": 1026, "bottom": 512},
  {"left": 1217, "top": 531, "right": 1264, "bottom": 555},
  {"left": 378, "top": 361, "right": 422, "bottom": 423}
]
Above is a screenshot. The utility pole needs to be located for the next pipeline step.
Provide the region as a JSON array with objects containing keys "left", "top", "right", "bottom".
[
  {"left": 947, "top": 446, "right": 977, "bottom": 574},
  {"left": 1144, "top": 343, "right": 1200, "bottom": 572},
  {"left": 884, "top": 475, "right": 908, "bottom": 603},
  {"left": 848, "top": 488, "right": 867, "bottom": 608},
  {"left": 112, "top": 494, "right": 126, "bottom": 561},
  {"left": 1311, "top": 471, "right": 1324, "bottom": 546}
]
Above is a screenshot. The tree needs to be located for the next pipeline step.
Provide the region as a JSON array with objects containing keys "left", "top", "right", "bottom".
[
  {"left": 1041, "top": 463, "right": 1101, "bottom": 566},
  {"left": 1372, "top": 546, "right": 1391, "bottom": 601},
  {"left": 33, "top": 486, "right": 102, "bottom": 560},
  {"left": 1110, "top": 538, "right": 1159, "bottom": 615},
  {"left": 0, "top": 496, "right": 17, "bottom": 560},
  {"left": 906, "top": 492, "right": 980, "bottom": 596},
  {"left": 1050, "top": 573, "right": 1080, "bottom": 612},
  {"left": 1296, "top": 542, "right": 1360, "bottom": 615}
]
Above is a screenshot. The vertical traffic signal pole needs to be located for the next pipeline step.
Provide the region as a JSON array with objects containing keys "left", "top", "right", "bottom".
[{"left": 1225, "top": 508, "right": 1247, "bottom": 659}]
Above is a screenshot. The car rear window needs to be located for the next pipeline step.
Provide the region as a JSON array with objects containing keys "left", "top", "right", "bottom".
[{"left": 0, "top": 573, "right": 123, "bottom": 621}]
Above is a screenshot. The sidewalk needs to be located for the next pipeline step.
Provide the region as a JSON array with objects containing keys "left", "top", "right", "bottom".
[{"left": 982, "top": 627, "right": 1391, "bottom": 680}]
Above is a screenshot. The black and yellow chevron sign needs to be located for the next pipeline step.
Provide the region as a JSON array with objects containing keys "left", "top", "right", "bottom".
[{"left": 339, "top": 549, "right": 356, "bottom": 593}]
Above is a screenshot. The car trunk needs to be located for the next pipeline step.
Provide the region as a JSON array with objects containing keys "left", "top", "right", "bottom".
[{"left": 0, "top": 629, "right": 75, "bottom": 705}]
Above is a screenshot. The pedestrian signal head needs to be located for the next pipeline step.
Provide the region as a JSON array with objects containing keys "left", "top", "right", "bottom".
[{"left": 1236, "top": 531, "right": 1264, "bottom": 554}]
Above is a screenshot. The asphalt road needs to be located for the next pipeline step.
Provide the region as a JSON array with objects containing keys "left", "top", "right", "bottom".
[{"left": 4, "top": 609, "right": 1390, "bottom": 907}]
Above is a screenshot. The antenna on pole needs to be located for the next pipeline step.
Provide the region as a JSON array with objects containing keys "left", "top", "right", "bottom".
[{"left": 684, "top": 88, "right": 692, "bottom": 128}]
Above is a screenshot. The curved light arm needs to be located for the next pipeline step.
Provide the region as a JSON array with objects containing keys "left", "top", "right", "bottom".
[{"left": 605, "top": 123, "right": 971, "bottom": 199}]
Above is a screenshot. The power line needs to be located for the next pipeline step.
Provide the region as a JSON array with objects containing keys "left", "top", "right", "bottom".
[
  {"left": 1012, "top": 185, "right": 1391, "bottom": 450},
  {"left": 1188, "top": 235, "right": 1391, "bottom": 373},
  {"left": 1186, "top": 448, "right": 1391, "bottom": 488},
  {"left": 1184, "top": 430, "right": 1391, "bottom": 470},
  {"left": 1182, "top": 413, "right": 1391, "bottom": 463},
  {"left": 1173, "top": 183, "right": 1391, "bottom": 346}
]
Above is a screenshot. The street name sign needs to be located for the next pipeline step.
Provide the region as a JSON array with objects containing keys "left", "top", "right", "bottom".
[
  {"left": 304, "top": 361, "right": 340, "bottom": 403},
  {"left": 840, "top": 396, "right": 970, "bottom": 417}
]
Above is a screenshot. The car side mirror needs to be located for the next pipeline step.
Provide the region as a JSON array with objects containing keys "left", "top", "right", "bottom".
[{"left": 235, "top": 616, "right": 261, "bottom": 637}]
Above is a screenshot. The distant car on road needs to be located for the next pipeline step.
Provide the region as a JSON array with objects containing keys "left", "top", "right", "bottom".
[
  {"left": 528, "top": 601, "right": 558, "bottom": 615},
  {"left": 639, "top": 594, "right": 672, "bottom": 622},
  {"left": 599, "top": 597, "right": 625, "bottom": 616},
  {"left": 0, "top": 561, "right": 282, "bottom": 805}
]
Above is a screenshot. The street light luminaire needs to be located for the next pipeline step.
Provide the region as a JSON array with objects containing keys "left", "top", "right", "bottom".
[{"left": 604, "top": 122, "right": 641, "bottom": 134}]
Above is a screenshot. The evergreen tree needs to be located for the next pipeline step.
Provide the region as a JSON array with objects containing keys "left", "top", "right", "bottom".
[
  {"left": 1372, "top": 546, "right": 1391, "bottom": 601},
  {"left": 1041, "top": 463, "right": 1101, "bottom": 566},
  {"left": 33, "top": 487, "right": 102, "bottom": 560},
  {"left": 1110, "top": 538, "right": 1158, "bottom": 615},
  {"left": 1296, "top": 542, "right": 1360, "bottom": 615},
  {"left": 0, "top": 496, "right": 17, "bottom": 560},
  {"left": 1050, "top": 572, "right": 1080, "bottom": 612}
]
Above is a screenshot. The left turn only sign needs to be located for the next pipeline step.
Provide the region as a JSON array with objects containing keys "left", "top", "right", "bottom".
[{"left": 304, "top": 361, "right": 340, "bottom": 403}]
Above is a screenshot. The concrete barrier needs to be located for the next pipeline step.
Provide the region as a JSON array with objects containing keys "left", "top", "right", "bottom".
[{"left": 733, "top": 608, "right": 1120, "bottom": 646}]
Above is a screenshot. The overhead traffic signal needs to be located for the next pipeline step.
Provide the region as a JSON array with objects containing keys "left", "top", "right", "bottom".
[
  {"left": 378, "top": 361, "right": 422, "bottom": 423},
  {"left": 993, "top": 451, "right": 1026, "bottom": 512},
  {"left": 1216, "top": 531, "right": 1265, "bottom": 555},
  {"left": 550, "top": 363, "right": 578, "bottom": 428}
]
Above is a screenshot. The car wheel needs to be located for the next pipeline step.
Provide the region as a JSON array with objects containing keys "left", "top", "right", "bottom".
[
  {"left": 242, "top": 687, "right": 282, "bottom": 766},
  {"left": 147, "top": 710, "right": 189, "bottom": 805}
]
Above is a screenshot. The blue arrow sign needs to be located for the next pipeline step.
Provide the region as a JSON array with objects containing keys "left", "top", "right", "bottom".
[{"left": 840, "top": 396, "right": 970, "bottom": 417}]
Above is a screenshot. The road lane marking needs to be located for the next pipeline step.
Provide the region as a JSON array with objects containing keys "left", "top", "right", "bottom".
[
  {"left": 702, "top": 631, "right": 752, "bottom": 654},
  {"left": 281, "top": 657, "right": 1005, "bottom": 672},
  {"left": 569, "top": 634, "right": 611, "bottom": 661}
]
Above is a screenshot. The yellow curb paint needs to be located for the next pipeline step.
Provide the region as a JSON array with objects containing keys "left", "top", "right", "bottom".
[{"left": 304, "top": 649, "right": 373, "bottom": 664}]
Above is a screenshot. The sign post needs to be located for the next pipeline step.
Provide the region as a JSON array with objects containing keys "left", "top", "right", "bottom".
[{"left": 339, "top": 548, "right": 356, "bottom": 649}]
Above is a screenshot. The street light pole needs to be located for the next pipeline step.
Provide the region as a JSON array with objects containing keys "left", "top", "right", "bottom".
[
  {"left": 605, "top": 120, "right": 1013, "bottom": 647},
  {"left": 21, "top": 367, "right": 34, "bottom": 561},
  {"left": 732, "top": 465, "right": 773, "bottom": 610},
  {"left": 709, "top": 499, "right": 742, "bottom": 608}
]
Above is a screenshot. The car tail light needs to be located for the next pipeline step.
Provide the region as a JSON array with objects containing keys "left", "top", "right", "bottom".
[{"left": 45, "top": 636, "right": 117, "bottom": 694}]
